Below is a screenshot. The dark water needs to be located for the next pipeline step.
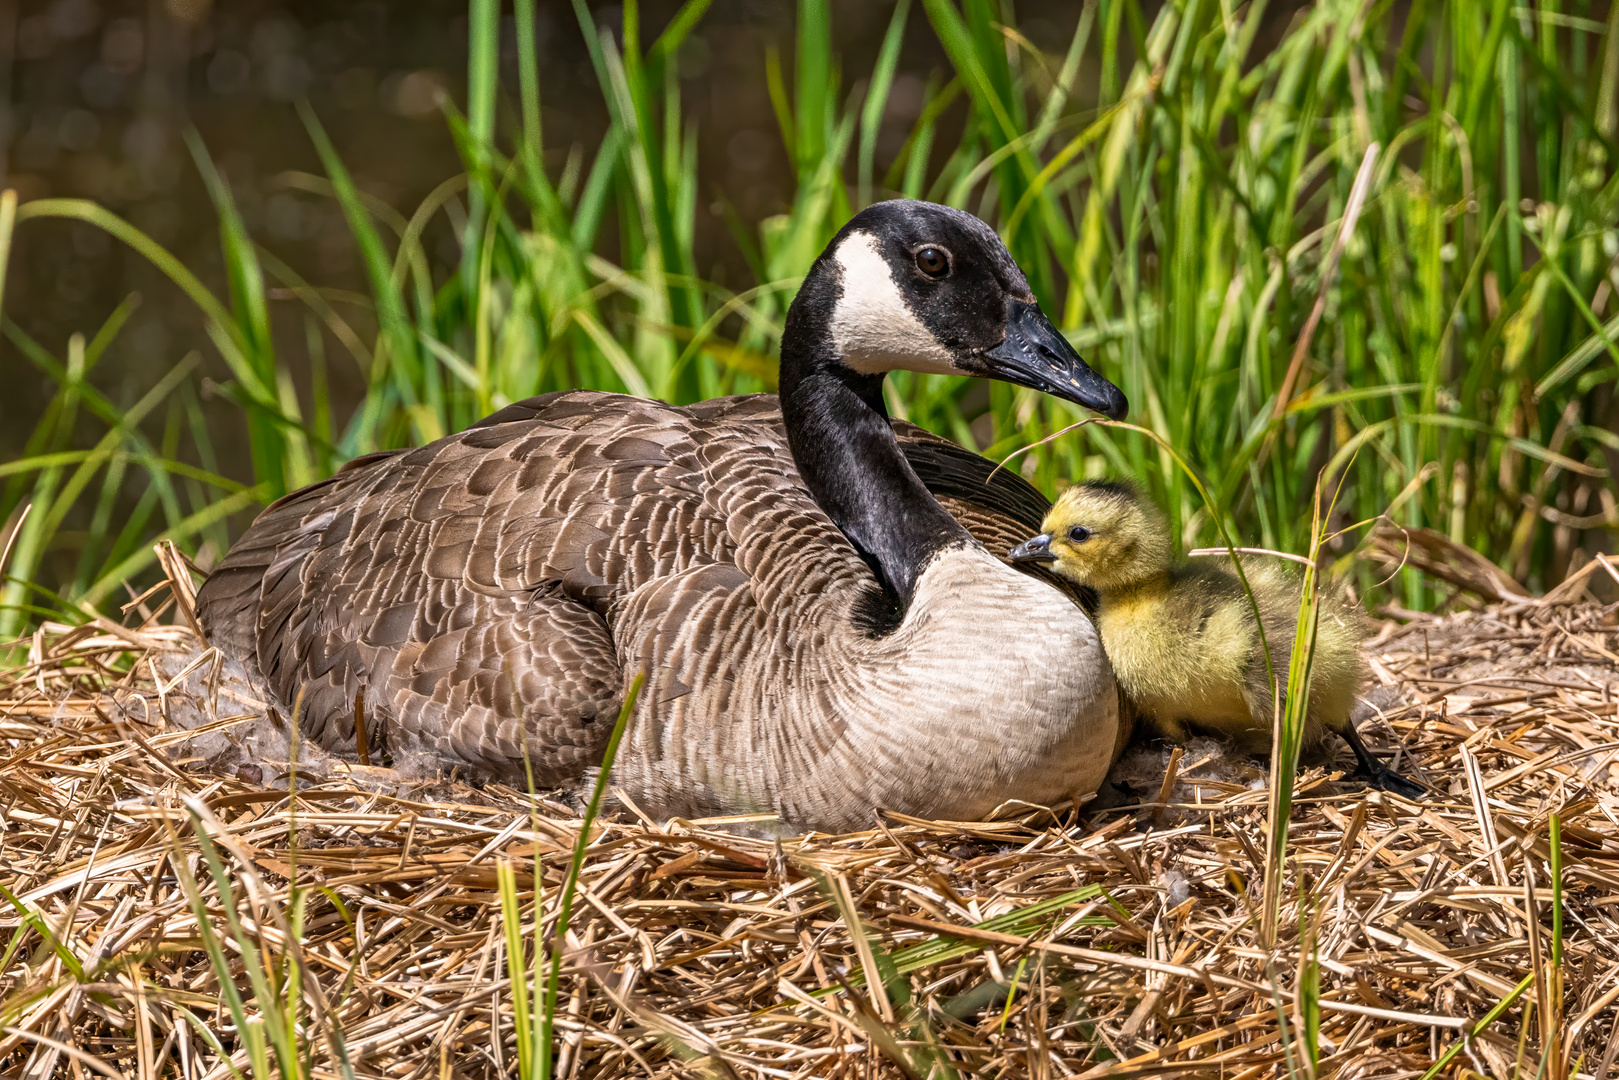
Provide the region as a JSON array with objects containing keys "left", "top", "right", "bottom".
[{"left": 0, "top": 0, "right": 1089, "bottom": 474}]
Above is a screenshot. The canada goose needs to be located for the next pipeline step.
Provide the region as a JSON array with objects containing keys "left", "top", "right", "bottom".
[
  {"left": 196, "top": 200, "right": 1128, "bottom": 833},
  {"left": 1009, "top": 482, "right": 1423, "bottom": 798}
]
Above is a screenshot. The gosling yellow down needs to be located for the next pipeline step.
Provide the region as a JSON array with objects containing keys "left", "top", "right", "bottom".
[{"left": 1010, "top": 482, "right": 1422, "bottom": 797}]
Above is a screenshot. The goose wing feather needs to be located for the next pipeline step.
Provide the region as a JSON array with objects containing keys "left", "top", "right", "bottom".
[
  {"left": 196, "top": 390, "right": 1056, "bottom": 785},
  {"left": 894, "top": 426, "right": 1050, "bottom": 533}
]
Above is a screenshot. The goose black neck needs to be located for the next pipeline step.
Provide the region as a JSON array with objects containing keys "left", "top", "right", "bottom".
[{"left": 779, "top": 291, "right": 971, "bottom": 606}]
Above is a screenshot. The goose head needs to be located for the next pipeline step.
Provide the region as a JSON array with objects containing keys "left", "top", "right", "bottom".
[
  {"left": 783, "top": 199, "right": 1127, "bottom": 419},
  {"left": 1009, "top": 481, "right": 1172, "bottom": 591}
]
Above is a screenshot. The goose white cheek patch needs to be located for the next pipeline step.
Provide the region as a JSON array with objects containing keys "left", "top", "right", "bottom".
[{"left": 829, "top": 232, "right": 959, "bottom": 376}]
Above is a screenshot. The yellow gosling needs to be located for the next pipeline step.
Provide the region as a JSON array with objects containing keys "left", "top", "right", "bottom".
[{"left": 1010, "top": 481, "right": 1422, "bottom": 797}]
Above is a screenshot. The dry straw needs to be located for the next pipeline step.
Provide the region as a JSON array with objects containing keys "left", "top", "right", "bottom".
[{"left": 0, "top": 553, "right": 1615, "bottom": 1077}]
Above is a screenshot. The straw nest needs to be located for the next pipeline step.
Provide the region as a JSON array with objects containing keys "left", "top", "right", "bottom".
[{"left": 2, "top": 550, "right": 1618, "bottom": 1080}]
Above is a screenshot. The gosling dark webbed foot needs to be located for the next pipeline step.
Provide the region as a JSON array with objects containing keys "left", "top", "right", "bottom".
[
  {"left": 1340, "top": 719, "right": 1426, "bottom": 799},
  {"left": 1352, "top": 762, "right": 1427, "bottom": 800}
]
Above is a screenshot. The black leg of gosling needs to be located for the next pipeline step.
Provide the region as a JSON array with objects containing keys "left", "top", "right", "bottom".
[{"left": 1339, "top": 719, "right": 1427, "bottom": 800}]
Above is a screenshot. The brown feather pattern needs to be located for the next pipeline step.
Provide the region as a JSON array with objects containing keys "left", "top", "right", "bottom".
[{"left": 197, "top": 390, "right": 1100, "bottom": 828}]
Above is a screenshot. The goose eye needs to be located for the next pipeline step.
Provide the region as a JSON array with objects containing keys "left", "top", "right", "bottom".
[
  {"left": 914, "top": 246, "right": 950, "bottom": 278},
  {"left": 1067, "top": 525, "right": 1092, "bottom": 543}
]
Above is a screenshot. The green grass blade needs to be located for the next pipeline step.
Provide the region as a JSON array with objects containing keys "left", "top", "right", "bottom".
[
  {"left": 0, "top": 882, "right": 87, "bottom": 981},
  {"left": 166, "top": 820, "right": 270, "bottom": 1079},
  {"left": 184, "top": 130, "right": 292, "bottom": 496},
  {"left": 539, "top": 672, "right": 643, "bottom": 1080},
  {"left": 468, "top": 0, "right": 498, "bottom": 171},
  {"left": 1418, "top": 973, "right": 1535, "bottom": 1080},
  {"left": 185, "top": 803, "right": 302, "bottom": 1076},
  {"left": 0, "top": 188, "right": 16, "bottom": 320},
  {"left": 298, "top": 102, "right": 426, "bottom": 447},
  {"left": 857, "top": 0, "right": 910, "bottom": 208},
  {"left": 498, "top": 859, "right": 535, "bottom": 1078},
  {"left": 795, "top": 0, "right": 832, "bottom": 177}
]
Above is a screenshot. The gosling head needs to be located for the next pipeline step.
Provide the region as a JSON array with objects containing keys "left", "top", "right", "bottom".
[
  {"left": 785, "top": 200, "right": 1128, "bottom": 419},
  {"left": 1008, "top": 481, "right": 1172, "bottom": 591}
]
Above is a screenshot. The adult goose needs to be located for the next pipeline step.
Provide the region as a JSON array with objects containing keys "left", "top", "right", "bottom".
[{"left": 197, "top": 200, "right": 1127, "bottom": 833}]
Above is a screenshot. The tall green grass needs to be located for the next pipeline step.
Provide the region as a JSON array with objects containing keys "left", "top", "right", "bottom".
[
  {"left": 1, "top": 0, "right": 1616, "bottom": 637},
  {"left": 499, "top": 673, "right": 642, "bottom": 1080}
]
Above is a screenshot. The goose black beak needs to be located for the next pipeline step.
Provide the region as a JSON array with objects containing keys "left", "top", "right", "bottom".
[
  {"left": 981, "top": 300, "right": 1128, "bottom": 420},
  {"left": 1009, "top": 534, "right": 1056, "bottom": 564}
]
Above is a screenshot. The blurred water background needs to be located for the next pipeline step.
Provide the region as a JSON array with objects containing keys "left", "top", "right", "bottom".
[{"left": 2, "top": 0, "right": 1012, "bottom": 469}]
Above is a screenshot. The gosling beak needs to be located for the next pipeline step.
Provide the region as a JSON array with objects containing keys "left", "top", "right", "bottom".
[
  {"left": 1009, "top": 534, "right": 1056, "bottom": 564},
  {"left": 981, "top": 299, "right": 1128, "bottom": 420}
]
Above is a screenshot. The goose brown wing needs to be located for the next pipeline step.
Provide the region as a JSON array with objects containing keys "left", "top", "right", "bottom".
[
  {"left": 894, "top": 424, "right": 1051, "bottom": 530},
  {"left": 199, "top": 392, "right": 717, "bottom": 774},
  {"left": 195, "top": 390, "right": 1063, "bottom": 781},
  {"left": 894, "top": 424, "right": 1051, "bottom": 554},
  {"left": 197, "top": 391, "right": 851, "bottom": 778}
]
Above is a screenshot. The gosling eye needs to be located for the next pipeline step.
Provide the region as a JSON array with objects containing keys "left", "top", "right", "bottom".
[
  {"left": 913, "top": 246, "right": 951, "bottom": 279},
  {"left": 1066, "top": 525, "right": 1092, "bottom": 544}
]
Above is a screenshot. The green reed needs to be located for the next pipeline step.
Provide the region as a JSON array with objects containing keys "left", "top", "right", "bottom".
[{"left": 1, "top": 0, "right": 1614, "bottom": 638}]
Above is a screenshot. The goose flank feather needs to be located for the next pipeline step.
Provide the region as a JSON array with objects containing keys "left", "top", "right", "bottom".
[{"left": 197, "top": 200, "right": 1127, "bottom": 833}]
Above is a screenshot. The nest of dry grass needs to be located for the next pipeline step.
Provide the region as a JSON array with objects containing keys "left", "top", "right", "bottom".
[{"left": 2, "top": 559, "right": 1619, "bottom": 1080}]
